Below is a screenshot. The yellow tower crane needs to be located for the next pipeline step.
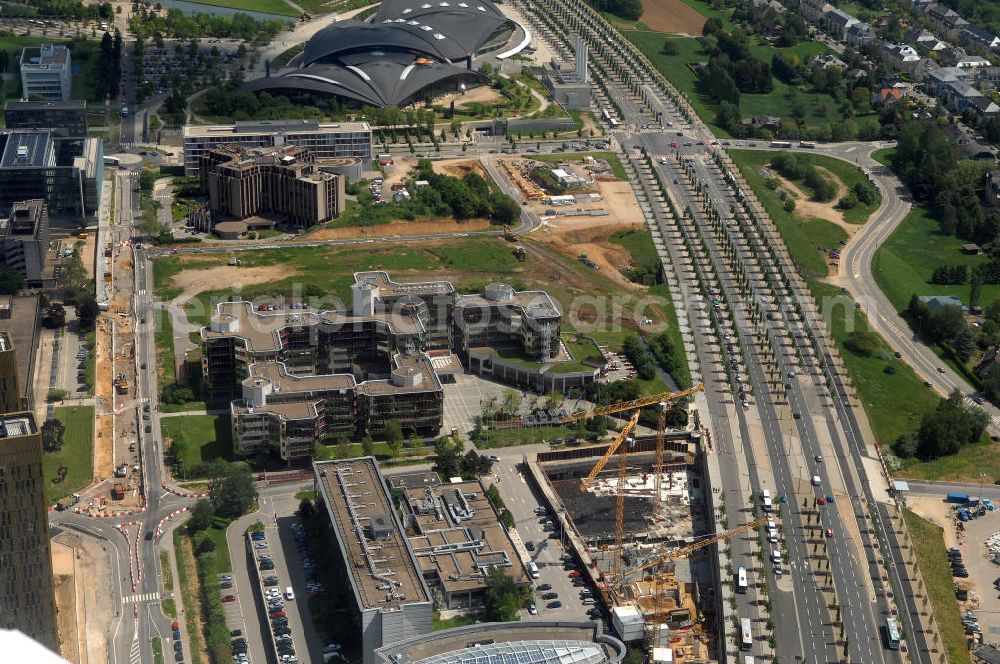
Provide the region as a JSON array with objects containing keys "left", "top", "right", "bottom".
[
  {"left": 568, "top": 384, "right": 704, "bottom": 581},
  {"left": 623, "top": 516, "right": 769, "bottom": 579}
]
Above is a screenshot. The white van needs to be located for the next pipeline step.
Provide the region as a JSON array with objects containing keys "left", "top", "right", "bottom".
[
  {"left": 285, "top": 587, "right": 295, "bottom": 601},
  {"left": 812, "top": 475, "right": 821, "bottom": 486},
  {"left": 529, "top": 562, "right": 540, "bottom": 579}
]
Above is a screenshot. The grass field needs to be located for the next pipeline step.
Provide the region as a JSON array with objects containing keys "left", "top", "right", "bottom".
[
  {"left": 730, "top": 150, "right": 848, "bottom": 277},
  {"left": 173, "top": 530, "right": 205, "bottom": 664},
  {"left": 160, "top": 550, "right": 174, "bottom": 592},
  {"left": 871, "top": 147, "right": 895, "bottom": 167},
  {"left": 155, "top": 236, "right": 683, "bottom": 376},
  {"left": 902, "top": 510, "right": 970, "bottom": 664},
  {"left": 160, "top": 415, "right": 233, "bottom": 476},
  {"left": 152, "top": 637, "right": 164, "bottom": 664},
  {"left": 44, "top": 406, "right": 95, "bottom": 505},
  {"left": 433, "top": 611, "right": 479, "bottom": 631},
  {"left": 168, "top": 0, "right": 300, "bottom": 15},
  {"left": 155, "top": 310, "right": 176, "bottom": 391},
  {"left": 809, "top": 281, "right": 940, "bottom": 449},
  {"left": 161, "top": 598, "right": 177, "bottom": 619},
  {"left": 873, "top": 204, "right": 997, "bottom": 312},
  {"left": 622, "top": 32, "right": 870, "bottom": 138}
]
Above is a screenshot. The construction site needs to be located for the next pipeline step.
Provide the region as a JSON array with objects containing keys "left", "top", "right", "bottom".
[{"left": 524, "top": 387, "right": 734, "bottom": 663}]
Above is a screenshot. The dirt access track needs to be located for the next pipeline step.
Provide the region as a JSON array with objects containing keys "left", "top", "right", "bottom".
[
  {"left": 168, "top": 262, "right": 298, "bottom": 305},
  {"left": 536, "top": 223, "right": 645, "bottom": 291},
  {"left": 640, "top": 0, "right": 706, "bottom": 35}
]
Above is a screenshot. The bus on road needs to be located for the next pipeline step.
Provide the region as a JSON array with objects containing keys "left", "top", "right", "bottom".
[
  {"left": 737, "top": 567, "right": 748, "bottom": 593},
  {"left": 799, "top": 141, "right": 817, "bottom": 148},
  {"left": 740, "top": 618, "right": 752, "bottom": 650},
  {"left": 104, "top": 156, "right": 120, "bottom": 166},
  {"left": 884, "top": 617, "right": 901, "bottom": 650},
  {"left": 770, "top": 141, "right": 792, "bottom": 149}
]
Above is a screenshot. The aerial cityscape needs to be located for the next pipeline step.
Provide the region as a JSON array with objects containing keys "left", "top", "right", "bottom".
[{"left": 4, "top": 0, "right": 1000, "bottom": 662}]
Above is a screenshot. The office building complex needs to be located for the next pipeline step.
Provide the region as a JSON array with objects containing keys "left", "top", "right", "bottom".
[
  {"left": 4, "top": 100, "right": 87, "bottom": 138},
  {"left": 0, "top": 200, "right": 50, "bottom": 287},
  {"left": 314, "top": 458, "right": 433, "bottom": 664},
  {"left": 0, "top": 130, "right": 103, "bottom": 216},
  {"left": 199, "top": 145, "right": 345, "bottom": 228},
  {"left": 0, "top": 411, "right": 57, "bottom": 651},
  {"left": 202, "top": 272, "right": 561, "bottom": 461},
  {"left": 182, "top": 120, "right": 372, "bottom": 175},
  {"left": 390, "top": 472, "right": 527, "bottom": 609},
  {"left": 19, "top": 44, "right": 72, "bottom": 101}
]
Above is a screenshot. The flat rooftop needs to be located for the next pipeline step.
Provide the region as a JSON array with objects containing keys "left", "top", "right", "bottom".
[
  {"left": 5, "top": 100, "right": 85, "bottom": 111},
  {"left": 356, "top": 354, "right": 443, "bottom": 396},
  {"left": 455, "top": 287, "right": 561, "bottom": 319},
  {"left": 402, "top": 479, "right": 526, "bottom": 595},
  {"left": 315, "top": 458, "right": 430, "bottom": 611},
  {"left": 204, "top": 300, "right": 423, "bottom": 351},
  {"left": 355, "top": 271, "right": 455, "bottom": 298},
  {"left": 1, "top": 296, "right": 40, "bottom": 402},
  {"left": 20, "top": 44, "right": 68, "bottom": 68},
  {"left": 184, "top": 120, "right": 371, "bottom": 138},
  {"left": 248, "top": 361, "right": 355, "bottom": 393},
  {"left": 0, "top": 131, "right": 53, "bottom": 169},
  {"left": 0, "top": 412, "right": 36, "bottom": 437}
]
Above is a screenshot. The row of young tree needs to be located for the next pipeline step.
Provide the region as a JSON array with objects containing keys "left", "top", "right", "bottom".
[
  {"left": 128, "top": 7, "right": 288, "bottom": 42},
  {"left": 96, "top": 30, "right": 123, "bottom": 100}
]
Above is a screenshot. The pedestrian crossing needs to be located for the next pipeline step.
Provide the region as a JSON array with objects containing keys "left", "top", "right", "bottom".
[
  {"left": 122, "top": 592, "right": 160, "bottom": 604},
  {"left": 136, "top": 289, "right": 147, "bottom": 295}
]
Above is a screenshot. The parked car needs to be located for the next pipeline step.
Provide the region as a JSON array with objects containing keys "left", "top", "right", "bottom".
[
  {"left": 221, "top": 595, "right": 235, "bottom": 603},
  {"left": 547, "top": 601, "right": 563, "bottom": 609}
]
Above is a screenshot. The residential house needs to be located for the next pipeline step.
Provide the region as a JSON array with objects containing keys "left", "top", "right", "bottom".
[
  {"left": 985, "top": 170, "right": 1000, "bottom": 207},
  {"left": 966, "top": 94, "right": 1000, "bottom": 116},
  {"left": 918, "top": 294, "right": 965, "bottom": 311},
  {"left": 846, "top": 22, "right": 875, "bottom": 46},
  {"left": 923, "top": 64, "right": 973, "bottom": 95},
  {"left": 799, "top": 0, "right": 831, "bottom": 23},
  {"left": 823, "top": 7, "right": 860, "bottom": 40},
  {"left": 926, "top": 4, "right": 970, "bottom": 38},
  {"left": 809, "top": 53, "right": 847, "bottom": 69},
  {"left": 961, "top": 25, "right": 1000, "bottom": 51},
  {"left": 882, "top": 43, "right": 926, "bottom": 75},
  {"left": 906, "top": 27, "right": 948, "bottom": 53},
  {"left": 873, "top": 81, "right": 911, "bottom": 107},
  {"left": 940, "top": 46, "right": 992, "bottom": 68}
]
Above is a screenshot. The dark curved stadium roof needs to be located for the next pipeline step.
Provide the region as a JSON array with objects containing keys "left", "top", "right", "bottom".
[{"left": 244, "top": 0, "right": 513, "bottom": 107}]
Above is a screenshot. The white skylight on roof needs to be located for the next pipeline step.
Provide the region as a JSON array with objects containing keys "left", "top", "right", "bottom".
[
  {"left": 433, "top": 32, "right": 445, "bottom": 39},
  {"left": 402, "top": 7, "right": 412, "bottom": 12},
  {"left": 420, "top": 24, "right": 433, "bottom": 30}
]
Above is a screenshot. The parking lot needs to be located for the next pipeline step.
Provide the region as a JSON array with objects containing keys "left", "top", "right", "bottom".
[{"left": 488, "top": 452, "right": 600, "bottom": 624}]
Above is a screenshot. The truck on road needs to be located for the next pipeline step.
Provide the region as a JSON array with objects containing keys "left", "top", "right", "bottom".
[{"left": 946, "top": 492, "right": 971, "bottom": 504}]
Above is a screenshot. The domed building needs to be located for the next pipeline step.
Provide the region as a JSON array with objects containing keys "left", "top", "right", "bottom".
[{"left": 244, "top": 0, "right": 519, "bottom": 107}]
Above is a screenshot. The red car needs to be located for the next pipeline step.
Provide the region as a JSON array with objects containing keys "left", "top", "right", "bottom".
[
  {"left": 171, "top": 621, "right": 180, "bottom": 631},
  {"left": 568, "top": 571, "right": 581, "bottom": 578},
  {"left": 270, "top": 611, "right": 286, "bottom": 619},
  {"left": 221, "top": 595, "right": 236, "bottom": 603},
  {"left": 825, "top": 529, "right": 833, "bottom": 537},
  {"left": 817, "top": 497, "right": 826, "bottom": 505}
]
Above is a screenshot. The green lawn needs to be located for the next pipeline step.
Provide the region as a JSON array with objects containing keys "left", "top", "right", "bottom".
[
  {"left": 160, "top": 415, "right": 233, "bottom": 476},
  {"left": 155, "top": 310, "right": 176, "bottom": 391},
  {"left": 873, "top": 204, "right": 996, "bottom": 312},
  {"left": 172, "top": 0, "right": 300, "bottom": 16},
  {"left": 152, "top": 637, "right": 164, "bottom": 664},
  {"left": 781, "top": 151, "right": 881, "bottom": 225},
  {"left": 729, "top": 150, "right": 848, "bottom": 278},
  {"left": 161, "top": 598, "right": 177, "bottom": 619},
  {"left": 610, "top": 228, "right": 660, "bottom": 275},
  {"left": 433, "top": 611, "right": 479, "bottom": 631},
  {"left": 902, "top": 510, "right": 970, "bottom": 664},
  {"left": 871, "top": 147, "right": 895, "bottom": 167},
  {"left": 294, "top": 489, "right": 317, "bottom": 501},
  {"left": 808, "top": 282, "right": 939, "bottom": 449},
  {"left": 160, "top": 550, "right": 174, "bottom": 592},
  {"left": 44, "top": 406, "right": 95, "bottom": 505},
  {"left": 173, "top": 529, "right": 205, "bottom": 664},
  {"left": 622, "top": 32, "right": 866, "bottom": 138}
]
